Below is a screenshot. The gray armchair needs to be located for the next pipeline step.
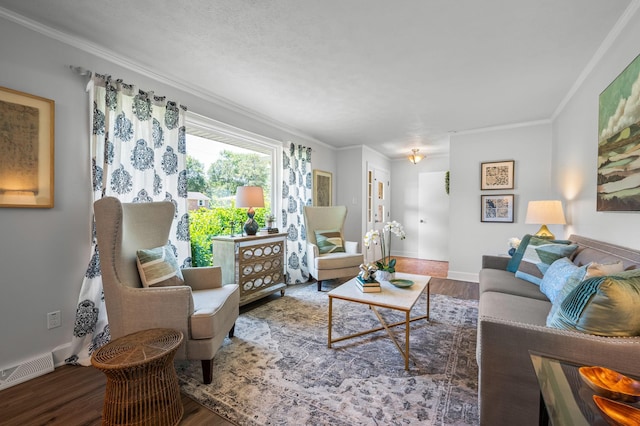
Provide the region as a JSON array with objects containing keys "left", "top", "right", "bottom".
[
  {"left": 303, "top": 206, "right": 364, "bottom": 291},
  {"left": 93, "top": 196, "right": 239, "bottom": 384}
]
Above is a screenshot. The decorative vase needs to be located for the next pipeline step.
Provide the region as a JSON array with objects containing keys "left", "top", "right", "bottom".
[{"left": 375, "top": 270, "right": 395, "bottom": 282}]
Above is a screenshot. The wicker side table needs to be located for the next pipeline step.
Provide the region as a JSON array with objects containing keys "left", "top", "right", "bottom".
[{"left": 91, "top": 328, "right": 184, "bottom": 426}]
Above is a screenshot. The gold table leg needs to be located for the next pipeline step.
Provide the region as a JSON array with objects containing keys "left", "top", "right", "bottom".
[{"left": 328, "top": 296, "right": 333, "bottom": 348}]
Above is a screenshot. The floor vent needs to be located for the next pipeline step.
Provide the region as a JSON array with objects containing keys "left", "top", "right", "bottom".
[{"left": 0, "top": 352, "right": 54, "bottom": 391}]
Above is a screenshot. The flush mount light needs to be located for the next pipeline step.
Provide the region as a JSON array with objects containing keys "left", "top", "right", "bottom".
[{"left": 409, "top": 149, "right": 424, "bottom": 164}]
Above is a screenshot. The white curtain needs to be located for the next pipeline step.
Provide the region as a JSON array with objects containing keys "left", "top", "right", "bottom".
[
  {"left": 282, "top": 143, "right": 312, "bottom": 284},
  {"left": 66, "top": 73, "right": 190, "bottom": 366}
]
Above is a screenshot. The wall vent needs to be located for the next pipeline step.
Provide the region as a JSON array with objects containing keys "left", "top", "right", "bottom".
[{"left": 0, "top": 352, "right": 54, "bottom": 391}]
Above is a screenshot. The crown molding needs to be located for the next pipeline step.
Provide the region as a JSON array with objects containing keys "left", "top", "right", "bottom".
[
  {"left": 552, "top": 0, "right": 640, "bottom": 119},
  {"left": 451, "top": 119, "right": 551, "bottom": 136},
  {"left": 0, "top": 7, "right": 330, "bottom": 147}
]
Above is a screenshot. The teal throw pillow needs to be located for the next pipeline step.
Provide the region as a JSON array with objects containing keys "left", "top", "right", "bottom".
[
  {"left": 547, "top": 269, "right": 640, "bottom": 336},
  {"left": 315, "top": 229, "right": 346, "bottom": 254},
  {"left": 136, "top": 244, "right": 185, "bottom": 288},
  {"left": 539, "top": 257, "right": 580, "bottom": 304},
  {"left": 513, "top": 236, "right": 578, "bottom": 285}
]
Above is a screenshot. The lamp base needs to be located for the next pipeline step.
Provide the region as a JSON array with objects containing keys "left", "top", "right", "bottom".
[
  {"left": 243, "top": 218, "right": 259, "bottom": 236},
  {"left": 534, "top": 224, "right": 555, "bottom": 240}
]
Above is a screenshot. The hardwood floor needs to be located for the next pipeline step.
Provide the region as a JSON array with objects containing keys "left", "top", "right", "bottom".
[{"left": 0, "top": 258, "right": 477, "bottom": 425}]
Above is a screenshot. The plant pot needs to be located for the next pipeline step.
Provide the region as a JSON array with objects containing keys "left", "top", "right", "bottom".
[{"left": 375, "top": 270, "right": 395, "bottom": 282}]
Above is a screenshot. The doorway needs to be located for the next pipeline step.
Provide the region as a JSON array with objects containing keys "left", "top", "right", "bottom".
[
  {"left": 418, "top": 171, "right": 449, "bottom": 261},
  {"left": 365, "top": 165, "right": 390, "bottom": 263}
]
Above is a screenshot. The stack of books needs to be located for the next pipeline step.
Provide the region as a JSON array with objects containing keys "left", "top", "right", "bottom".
[{"left": 356, "top": 276, "right": 381, "bottom": 292}]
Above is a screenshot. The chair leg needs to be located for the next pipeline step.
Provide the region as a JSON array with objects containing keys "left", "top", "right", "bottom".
[
  {"left": 201, "top": 359, "right": 213, "bottom": 384},
  {"left": 317, "top": 280, "right": 322, "bottom": 291},
  {"left": 228, "top": 323, "right": 235, "bottom": 338}
]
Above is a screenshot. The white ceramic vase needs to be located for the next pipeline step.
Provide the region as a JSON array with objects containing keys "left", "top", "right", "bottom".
[{"left": 375, "top": 270, "right": 395, "bottom": 282}]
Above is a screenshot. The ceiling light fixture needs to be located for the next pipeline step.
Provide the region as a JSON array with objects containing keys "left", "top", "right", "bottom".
[{"left": 409, "top": 149, "right": 424, "bottom": 164}]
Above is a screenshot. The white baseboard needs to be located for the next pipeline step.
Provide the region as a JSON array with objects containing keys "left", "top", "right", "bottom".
[
  {"left": 447, "top": 270, "right": 479, "bottom": 283},
  {"left": 52, "top": 342, "right": 74, "bottom": 367}
]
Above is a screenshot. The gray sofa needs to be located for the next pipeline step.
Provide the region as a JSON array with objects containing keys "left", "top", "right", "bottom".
[{"left": 477, "top": 234, "right": 640, "bottom": 426}]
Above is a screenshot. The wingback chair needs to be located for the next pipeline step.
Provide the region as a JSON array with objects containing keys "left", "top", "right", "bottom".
[
  {"left": 303, "top": 206, "right": 364, "bottom": 291},
  {"left": 93, "top": 197, "right": 239, "bottom": 384}
]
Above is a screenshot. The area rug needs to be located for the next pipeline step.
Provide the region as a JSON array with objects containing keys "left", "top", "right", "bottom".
[{"left": 176, "top": 282, "right": 479, "bottom": 425}]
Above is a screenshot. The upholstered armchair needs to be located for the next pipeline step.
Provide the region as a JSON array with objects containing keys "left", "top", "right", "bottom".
[
  {"left": 93, "top": 197, "right": 239, "bottom": 384},
  {"left": 303, "top": 206, "right": 364, "bottom": 291}
]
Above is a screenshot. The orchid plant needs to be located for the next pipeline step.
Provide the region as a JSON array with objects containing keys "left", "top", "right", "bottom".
[{"left": 363, "top": 220, "right": 406, "bottom": 273}]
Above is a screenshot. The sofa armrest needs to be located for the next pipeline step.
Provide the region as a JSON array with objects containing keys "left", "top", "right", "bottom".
[
  {"left": 344, "top": 241, "right": 359, "bottom": 254},
  {"left": 182, "top": 266, "right": 223, "bottom": 290},
  {"left": 478, "top": 316, "right": 640, "bottom": 425},
  {"left": 482, "top": 254, "right": 510, "bottom": 270}
]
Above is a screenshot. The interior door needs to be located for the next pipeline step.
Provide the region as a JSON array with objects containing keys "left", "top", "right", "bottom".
[
  {"left": 418, "top": 171, "right": 449, "bottom": 261},
  {"left": 365, "top": 165, "right": 390, "bottom": 263}
]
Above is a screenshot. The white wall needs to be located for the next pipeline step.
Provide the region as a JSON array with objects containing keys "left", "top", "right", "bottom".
[
  {"left": 390, "top": 153, "right": 450, "bottom": 258},
  {"left": 448, "top": 123, "right": 554, "bottom": 281},
  {"left": 335, "top": 146, "right": 364, "bottom": 244},
  {"left": 553, "top": 6, "right": 640, "bottom": 246},
  {"left": 0, "top": 17, "right": 335, "bottom": 370}
]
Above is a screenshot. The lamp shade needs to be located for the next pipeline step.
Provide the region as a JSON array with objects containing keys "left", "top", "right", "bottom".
[
  {"left": 235, "top": 186, "right": 265, "bottom": 208},
  {"left": 525, "top": 200, "right": 566, "bottom": 225}
]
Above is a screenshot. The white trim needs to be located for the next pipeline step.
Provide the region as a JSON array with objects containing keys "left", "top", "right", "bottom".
[
  {"left": 447, "top": 271, "right": 479, "bottom": 283},
  {"left": 552, "top": 0, "right": 640, "bottom": 119},
  {"left": 451, "top": 119, "right": 551, "bottom": 136}
]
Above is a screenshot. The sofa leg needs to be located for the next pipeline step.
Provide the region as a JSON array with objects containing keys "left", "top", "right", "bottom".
[
  {"left": 228, "top": 323, "right": 236, "bottom": 338},
  {"left": 317, "top": 280, "right": 323, "bottom": 291},
  {"left": 201, "top": 359, "right": 213, "bottom": 384}
]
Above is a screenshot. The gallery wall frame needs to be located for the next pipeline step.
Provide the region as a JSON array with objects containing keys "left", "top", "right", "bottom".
[
  {"left": 480, "top": 160, "right": 514, "bottom": 190},
  {"left": 597, "top": 53, "right": 640, "bottom": 211},
  {"left": 312, "top": 169, "right": 332, "bottom": 206},
  {"left": 0, "top": 86, "right": 55, "bottom": 208},
  {"left": 481, "top": 194, "right": 514, "bottom": 223}
]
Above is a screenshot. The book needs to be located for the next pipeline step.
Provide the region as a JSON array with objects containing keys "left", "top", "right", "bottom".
[
  {"left": 356, "top": 276, "right": 379, "bottom": 286},
  {"left": 356, "top": 281, "right": 381, "bottom": 293}
]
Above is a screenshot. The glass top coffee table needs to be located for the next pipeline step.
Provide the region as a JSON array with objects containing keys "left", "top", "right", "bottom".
[{"left": 327, "top": 273, "right": 431, "bottom": 370}]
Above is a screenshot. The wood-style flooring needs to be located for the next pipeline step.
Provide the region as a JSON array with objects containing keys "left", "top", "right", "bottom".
[{"left": 0, "top": 257, "right": 478, "bottom": 426}]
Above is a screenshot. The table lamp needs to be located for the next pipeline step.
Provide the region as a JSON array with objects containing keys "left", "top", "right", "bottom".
[
  {"left": 235, "top": 186, "right": 265, "bottom": 235},
  {"left": 525, "top": 200, "right": 566, "bottom": 240}
]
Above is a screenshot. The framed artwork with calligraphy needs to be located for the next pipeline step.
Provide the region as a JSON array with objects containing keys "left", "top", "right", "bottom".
[
  {"left": 0, "top": 86, "right": 54, "bottom": 208},
  {"left": 481, "top": 160, "right": 514, "bottom": 190}
]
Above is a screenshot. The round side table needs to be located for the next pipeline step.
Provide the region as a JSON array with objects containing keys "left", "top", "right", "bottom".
[{"left": 91, "top": 328, "right": 184, "bottom": 426}]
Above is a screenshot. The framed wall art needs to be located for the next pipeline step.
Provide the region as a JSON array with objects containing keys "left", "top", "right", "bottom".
[
  {"left": 481, "top": 194, "right": 514, "bottom": 223},
  {"left": 0, "top": 86, "right": 54, "bottom": 208},
  {"left": 481, "top": 160, "right": 514, "bottom": 190},
  {"left": 312, "top": 169, "right": 332, "bottom": 206},
  {"left": 597, "top": 53, "right": 640, "bottom": 211}
]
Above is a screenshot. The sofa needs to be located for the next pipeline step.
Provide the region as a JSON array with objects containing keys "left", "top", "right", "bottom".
[{"left": 477, "top": 234, "right": 640, "bottom": 426}]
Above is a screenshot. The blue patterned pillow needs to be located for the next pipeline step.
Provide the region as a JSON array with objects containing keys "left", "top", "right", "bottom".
[{"left": 539, "top": 257, "right": 579, "bottom": 304}]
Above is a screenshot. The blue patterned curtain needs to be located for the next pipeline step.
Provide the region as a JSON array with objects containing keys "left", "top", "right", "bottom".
[
  {"left": 66, "top": 73, "right": 190, "bottom": 365},
  {"left": 282, "top": 143, "right": 312, "bottom": 284}
]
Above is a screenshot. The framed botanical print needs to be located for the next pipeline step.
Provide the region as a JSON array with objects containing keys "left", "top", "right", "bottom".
[
  {"left": 0, "top": 86, "right": 55, "bottom": 208},
  {"left": 481, "top": 160, "right": 514, "bottom": 190},
  {"left": 313, "top": 169, "right": 332, "bottom": 206},
  {"left": 481, "top": 194, "right": 514, "bottom": 223}
]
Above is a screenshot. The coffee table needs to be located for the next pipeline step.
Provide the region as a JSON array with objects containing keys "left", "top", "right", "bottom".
[{"left": 327, "top": 273, "right": 431, "bottom": 370}]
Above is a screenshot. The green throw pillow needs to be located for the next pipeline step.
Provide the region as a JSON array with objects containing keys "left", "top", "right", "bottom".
[
  {"left": 547, "top": 269, "right": 640, "bottom": 336},
  {"left": 136, "top": 244, "right": 185, "bottom": 288},
  {"left": 314, "top": 229, "right": 346, "bottom": 254},
  {"left": 511, "top": 235, "right": 578, "bottom": 285}
]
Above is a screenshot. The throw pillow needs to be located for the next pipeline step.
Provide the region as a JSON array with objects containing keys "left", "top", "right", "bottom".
[
  {"left": 315, "top": 229, "right": 346, "bottom": 254},
  {"left": 136, "top": 244, "right": 185, "bottom": 288},
  {"left": 545, "top": 260, "right": 626, "bottom": 326},
  {"left": 539, "top": 258, "right": 580, "bottom": 304},
  {"left": 547, "top": 269, "right": 640, "bottom": 336},
  {"left": 513, "top": 236, "right": 578, "bottom": 285}
]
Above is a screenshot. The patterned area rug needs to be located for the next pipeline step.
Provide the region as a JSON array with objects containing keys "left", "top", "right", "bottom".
[{"left": 176, "top": 282, "right": 479, "bottom": 425}]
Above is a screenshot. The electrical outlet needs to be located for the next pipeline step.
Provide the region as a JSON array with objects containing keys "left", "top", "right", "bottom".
[{"left": 47, "top": 311, "right": 61, "bottom": 329}]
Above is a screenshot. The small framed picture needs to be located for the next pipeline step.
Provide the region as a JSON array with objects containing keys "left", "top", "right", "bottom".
[
  {"left": 312, "top": 169, "right": 332, "bottom": 206},
  {"left": 481, "top": 160, "right": 514, "bottom": 190},
  {"left": 481, "top": 194, "right": 514, "bottom": 223}
]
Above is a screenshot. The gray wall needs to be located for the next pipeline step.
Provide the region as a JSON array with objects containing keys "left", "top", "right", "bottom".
[{"left": 0, "top": 17, "right": 336, "bottom": 370}]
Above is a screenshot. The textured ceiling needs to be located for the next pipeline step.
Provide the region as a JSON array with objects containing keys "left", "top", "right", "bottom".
[{"left": 0, "top": 0, "right": 633, "bottom": 158}]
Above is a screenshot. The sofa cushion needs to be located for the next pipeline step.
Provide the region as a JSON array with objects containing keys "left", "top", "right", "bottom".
[
  {"left": 479, "top": 291, "right": 551, "bottom": 327},
  {"left": 479, "top": 268, "right": 549, "bottom": 300},
  {"left": 314, "top": 229, "right": 346, "bottom": 254},
  {"left": 510, "top": 235, "right": 578, "bottom": 285},
  {"left": 314, "top": 252, "right": 363, "bottom": 270},
  {"left": 539, "top": 257, "right": 580, "bottom": 304},
  {"left": 136, "top": 244, "right": 185, "bottom": 288},
  {"left": 548, "top": 269, "right": 640, "bottom": 336}
]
